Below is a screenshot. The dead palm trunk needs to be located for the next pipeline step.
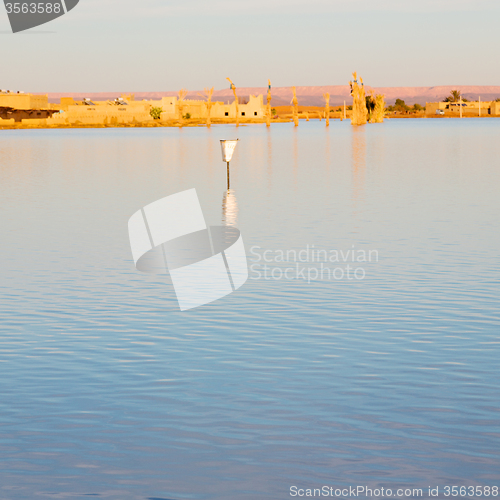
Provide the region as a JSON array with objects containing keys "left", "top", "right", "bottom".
[
  {"left": 370, "top": 94, "right": 385, "bottom": 123},
  {"left": 292, "top": 86, "right": 299, "bottom": 126},
  {"left": 226, "top": 78, "right": 239, "bottom": 127},
  {"left": 350, "top": 72, "right": 368, "bottom": 126},
  {"left": 198, "top": 87, "right": 214, "bottom": 127},
  {"left": 323, "top": 92, "right": 330, "bottom": 126}
]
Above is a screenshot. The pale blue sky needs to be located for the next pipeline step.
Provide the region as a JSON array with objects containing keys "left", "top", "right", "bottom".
[{"left": 1, "top": 0, "right": 499, "bottom": 92}]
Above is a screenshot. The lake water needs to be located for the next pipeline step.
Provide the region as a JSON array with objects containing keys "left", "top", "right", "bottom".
[{"left": 0, "top": 119, "right": 499, "bottom": 500}]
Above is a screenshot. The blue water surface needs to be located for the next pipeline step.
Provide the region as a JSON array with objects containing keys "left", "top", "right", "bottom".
[{"left": 0, "top": 119, "right": 499, "bottom": 499}]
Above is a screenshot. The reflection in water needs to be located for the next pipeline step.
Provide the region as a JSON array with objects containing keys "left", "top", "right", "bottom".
[
  {"left": 222, "top": 188, "right": 239, "bottom": 226},
  {"left": 267, "top": 128, "right": 273, "bottom": 189},
  {"left": 351, "top": 127, "right": 366, "bottom": 211},
  {"left": 292, "top": 127, "right": 298, "bottom": 190},
  {"left": 1, "top": 124, "right": 500, "bottom": 498},
  {"left": 206, "top": 127, "right": 215, "bottom": 180},
  {"left": 178, "top": 127, "right": 187, "bottom": 183},
  {"left": 325, "top": 126, "right": 331, "bottom": 183}
]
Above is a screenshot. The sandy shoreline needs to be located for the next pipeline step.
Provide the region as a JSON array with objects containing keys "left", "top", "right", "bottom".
[{"left": 0, "top": 113, "right": 497, "bottom": 131}]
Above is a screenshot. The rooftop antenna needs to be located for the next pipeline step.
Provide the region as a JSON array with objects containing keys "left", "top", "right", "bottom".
[{"left": 226, "top": 78, "right": 239, "bottom": 127}]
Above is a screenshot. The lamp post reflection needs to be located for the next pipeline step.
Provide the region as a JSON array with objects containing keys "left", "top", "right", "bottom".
[
  {"left": 222, "top": 189, "right": 239, "bottom": 227},
  {"left": 351, "top": 127, "right": 366, "bottom": 213}
]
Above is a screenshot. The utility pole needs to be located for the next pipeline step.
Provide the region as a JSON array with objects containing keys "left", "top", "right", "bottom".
[{"left": 266, "top": 80, "right": 272, "bottom": 127}]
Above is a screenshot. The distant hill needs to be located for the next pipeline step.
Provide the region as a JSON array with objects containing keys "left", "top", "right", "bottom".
[{"left": 44, "top": 86, "right": 500, "bottom": 106}]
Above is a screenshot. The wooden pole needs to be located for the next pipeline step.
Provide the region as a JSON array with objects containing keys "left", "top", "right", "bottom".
[
  {"left": 324, "top": 92, "right": 330, "bottom": 126},
  {"left": 227, "top": 161, "right": 230, "bottom": 189}
]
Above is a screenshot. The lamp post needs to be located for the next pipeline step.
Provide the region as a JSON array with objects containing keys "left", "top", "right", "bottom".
[{"left": 220, "top": 139, "right": 239, "bottom": 189}]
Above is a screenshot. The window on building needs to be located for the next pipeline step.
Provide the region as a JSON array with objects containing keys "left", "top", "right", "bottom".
[
  {"left": 254, "top": 112, "right": 257, "bottom": 116},
  {"left": 225, "top": 112, "right": 229, "bottom": 116},
  {"left": 241, "top": 112, "right": 245, "bottom": 116}
]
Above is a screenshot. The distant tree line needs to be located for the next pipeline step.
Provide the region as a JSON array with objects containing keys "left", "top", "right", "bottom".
[
  {"left": 442, "top": 90, "right": 500, "bottom": 103},
  {"left": 385, "top": 91, "right": 500, "bottom": 114},
  {"left": 385, "top": 99, "right": 425, "bottom": 114}
]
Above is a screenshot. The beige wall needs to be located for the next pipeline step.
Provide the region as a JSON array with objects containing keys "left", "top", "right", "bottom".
[
  {"left": 211, "top": 95, "right": 264, "bottom": 119},
  {"left": 0, "top": 93, "right": 48, "bottom": 110},
  {"left": 160, "top": 97, "right": 176, "bottom": 118},
  {"left": 426, "top": 100, "right": 499, "bottom": 116},
  {"left": 425, "top": 102, "right": 441, "bottom": 115},
  {"left": 0, "top": 117, "right": 16, "bottom": 125},
  {"left": 50, "top": 101, "right": 154, "bottom": 125},
  {"left": 21, "top": 118, "right": 48, "bottom": 127},
  {"left": 2, "top": 92, "right": 267, "bottom": 125},
  {"left": 150, "top": 94, "right": 266, "bottom": 121},
  {"left": 491, "top": 102, "right": 500, "bottom": 116}
]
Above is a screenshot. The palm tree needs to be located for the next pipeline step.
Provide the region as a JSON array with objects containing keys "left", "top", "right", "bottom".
[{"left": 443, "top": 90, "right": 462, "bottom": 103}]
